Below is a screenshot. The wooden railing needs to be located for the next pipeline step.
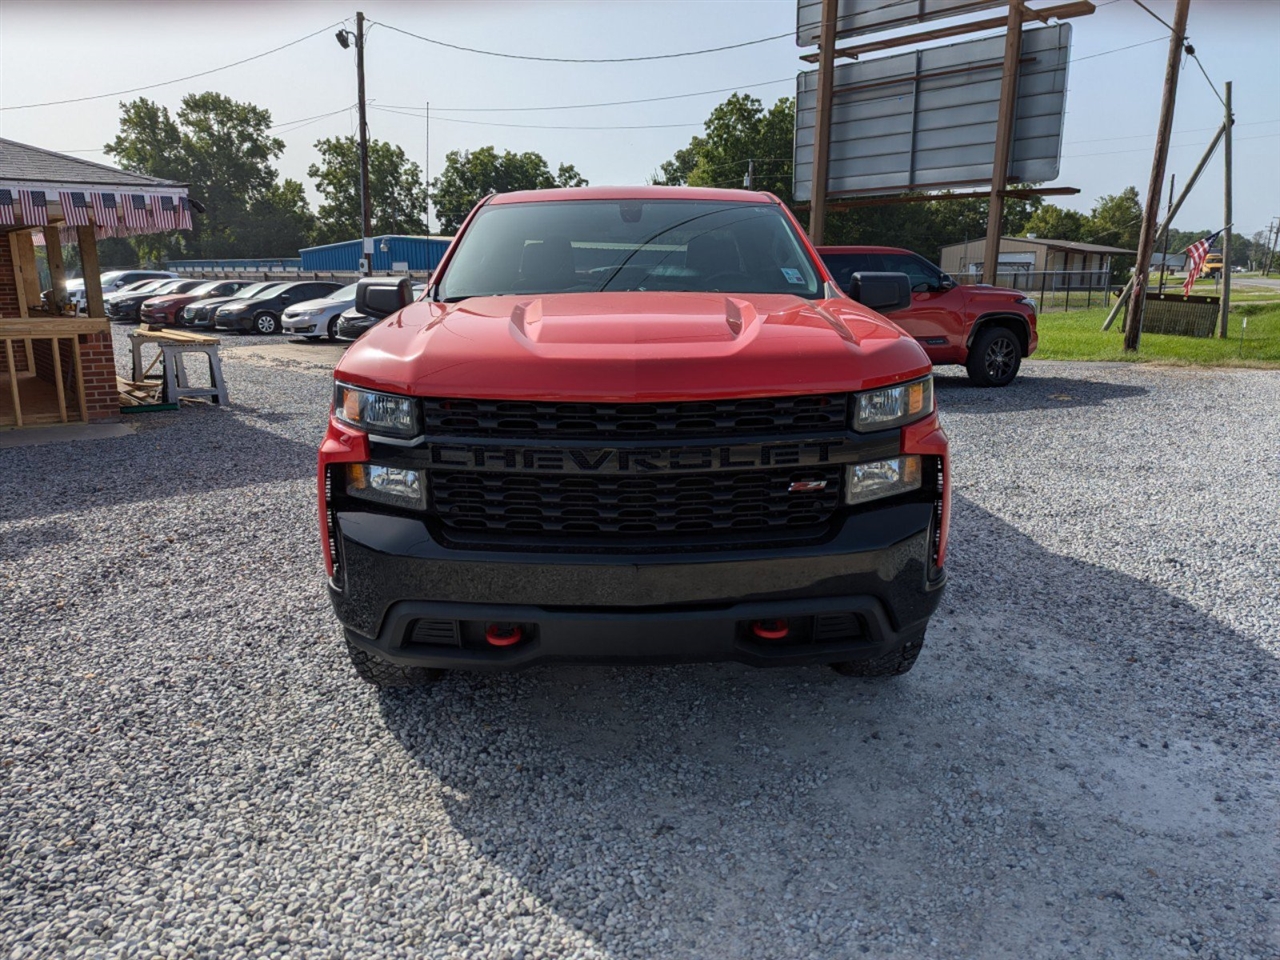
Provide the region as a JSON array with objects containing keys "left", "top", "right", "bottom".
[{"left": 0, "top": 318, "right": 109, "bottom": 428}]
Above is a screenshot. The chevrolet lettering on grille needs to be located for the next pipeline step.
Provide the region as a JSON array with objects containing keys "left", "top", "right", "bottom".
[{"left": 428, "top": 439, "right": 861, "bottom": 474}]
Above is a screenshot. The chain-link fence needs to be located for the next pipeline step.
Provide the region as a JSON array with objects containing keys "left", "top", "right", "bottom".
[{"left": 955, "top": 269, "right": 1117, "bottom": 313}]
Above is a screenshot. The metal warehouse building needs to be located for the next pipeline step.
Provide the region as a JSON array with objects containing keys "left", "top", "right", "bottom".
[{"left": 299, "top": 235, "right": 452, "bottom": 273}]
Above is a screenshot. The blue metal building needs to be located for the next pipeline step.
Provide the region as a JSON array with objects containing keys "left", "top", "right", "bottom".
[{"left": 299, "top": 235, "right": 452, "bottom": 273}]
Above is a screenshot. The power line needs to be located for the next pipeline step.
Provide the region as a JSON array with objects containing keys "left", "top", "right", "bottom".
[
  {"left": 1188, "top": 52, "right": 1227, "bottom": 109},
  {"left": 1129, "top": 0, "right": 1176, "bottom": 32},
  {"left": 371, "top": 19, "right": 793, "bottom": 64},
  {"left": 371, "top": 105, "right": 702, "bottom": 131},
  {"left": 0, "top": 21, "right": 345, "bottom": 111},
  {"left": 380, "top": 78, "right": 794, "bottom": 115}
]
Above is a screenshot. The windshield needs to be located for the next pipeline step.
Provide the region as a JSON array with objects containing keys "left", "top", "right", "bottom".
[
  {"left": 233, "top": 282, "right": 286, "bottom": 300},
  {"left": 436, "top": 199, "right": 822, "bottom": 301},
  {"left": 190, "top": 281, "right": 224, "bottom": 295},
  {"left": 331, "top": 283, "right": 360, "bottom": 301},
  {"left": 124, "top": 280, "right": 165, "bottom": 294}
]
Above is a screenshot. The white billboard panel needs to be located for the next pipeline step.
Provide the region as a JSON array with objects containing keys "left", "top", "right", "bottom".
[
  {"left": 797, "top": 0, "right": 1006, "bottom": 46},
  {"left": 794, "top": 24, "right": 1071, "bottom": 201}
]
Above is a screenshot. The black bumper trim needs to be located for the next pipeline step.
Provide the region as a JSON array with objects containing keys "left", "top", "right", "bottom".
[
  {"left": 329, "top": 502, "right": 943, "bottom": 668},
  {"left": 345, "top": 594, "right": 931, "bottom": 671}
]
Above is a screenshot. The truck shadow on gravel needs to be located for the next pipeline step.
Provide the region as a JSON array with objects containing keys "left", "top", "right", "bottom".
[
  {"left": 0, "top": 408, "right": 319, "bottom": 524},
  {"left": 375, "top": 494, "right": 1277, "bottom": 960},
  {"left": 933, "top": 373, "right": 1148, "bottom": 413}
]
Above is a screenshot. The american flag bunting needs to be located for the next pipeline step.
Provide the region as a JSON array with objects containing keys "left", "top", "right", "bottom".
[
  {"left": 0, "top": 188, "right": 14, "bottom": 226},
  {"left": 1182, "top": 229, "right": 1225, "bottom": 296},
  {"left": 91, "top": 191, "right": 119, "bottom": 229},
  {"left": 59, "top": 190, "right": 93, "bottom": 227},
  {"left": 177, "top": 196, "right": 193, "bottom": 230},
  {"left": 153, "top": 194, "right": 177, "bottom": 230},
  {"left": 121, "top": 193, "right": 150, "bottom": 231},
  {"left": 19, "top": 189, "right": 48, "bottom": 226}
]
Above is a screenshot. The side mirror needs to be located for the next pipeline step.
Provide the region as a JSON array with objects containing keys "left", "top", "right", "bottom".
[
  {"left": 846, "top": 272, "right": 912, "bottom": 314},
  {"left": 940, "top": 275, "right": 956, "bottom": 291},
  {"left": 356, "top": 277, "right": 412, "bottom": 318}
]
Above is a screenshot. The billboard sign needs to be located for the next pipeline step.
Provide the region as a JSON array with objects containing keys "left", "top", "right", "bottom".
[
  {"left": 794, "top": 24, "right": 1071, "bottom": 202},
  {"left": 796, "top": 0, "right": 1005, "bottom": 46}
]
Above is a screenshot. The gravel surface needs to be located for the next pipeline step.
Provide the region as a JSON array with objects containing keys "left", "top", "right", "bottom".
[{"left": 1, "top": 329, "right": 1276, "bottom": 960}]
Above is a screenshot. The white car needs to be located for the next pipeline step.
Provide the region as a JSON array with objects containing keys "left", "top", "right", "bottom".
[
  {"left": 280, "top": 282, "right": 361, "bottom": 340},
  {"left": 67, "top": 269, "right": 177, "bottom": 313}
]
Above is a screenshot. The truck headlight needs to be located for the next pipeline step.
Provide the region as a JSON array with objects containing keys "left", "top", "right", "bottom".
[
  {"left": 1016, "top": 296, "right": 1038, "bottom": 313},
  {"left": 852, "top": 376, "right": 933, "bottom": 432},
  {"left": 845, "top": 456, "right": 922, "bottom": 506},
  {"left": 346, "top": 464, "right": 426, "bottom": 509},
  {"left": 334, "top": 382, "right": 420, "bottom": 438}
]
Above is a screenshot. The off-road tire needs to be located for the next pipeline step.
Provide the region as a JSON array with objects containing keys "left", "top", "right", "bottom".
[
  {"left": 345, "top": 635, "right": 445, "bottom": 687},
  {"left": 830, "top": 627, "right": 926, "bottom": 678},
  {"left": 253, "top": 311, "right": 280, "bottom": 335},
  {"left": 966, "top": 325, "right": 1022, "bottom": 387}
]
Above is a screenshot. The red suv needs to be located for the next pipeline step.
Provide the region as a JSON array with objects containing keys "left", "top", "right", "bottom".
[{"left": 818, "top": 246, "right": 1038, "bottom": 387}]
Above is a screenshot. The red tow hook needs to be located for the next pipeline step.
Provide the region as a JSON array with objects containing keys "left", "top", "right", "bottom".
[
  {"left": 751, "top": 619, "right": 790, "bottom": 641},
  {"left": 485, "top": 623, "right": 524, "bottom": 647}
]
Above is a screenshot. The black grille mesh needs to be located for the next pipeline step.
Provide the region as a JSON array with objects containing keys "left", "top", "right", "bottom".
[
  {"left": 431, "top": 466, "right": 843, "bottom": 538},
  {"left": 420, "top": 395, "right": 848, "bottom": 438}
]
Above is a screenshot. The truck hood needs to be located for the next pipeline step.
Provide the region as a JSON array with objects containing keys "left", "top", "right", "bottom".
[{"left": 336, "top": 292, "right": 931, "bottom": 401}]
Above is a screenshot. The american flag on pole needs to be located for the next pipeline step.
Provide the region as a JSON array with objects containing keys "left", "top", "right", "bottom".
[
  {"left": 153, "top": 194, "right": 177, "bottom": 230},
  {"left": 121, "top": 193, "right": 150, "bottom": 231},
  {"left": 0, "top": 188, "right": 14, "bottom": 226},
  {"left": 19, "top": 189, "right": 48, "bottom": 226},
  {"left": 59, "top": 190, "right": 93, "bottom": 227},
  {"left": 177, "top": 196, "right": 193, "bottom": 230},
  {"left": 91, "top": 191, "right": 119, "bottom": 229},
  {"left": 1182, "top": 229, "right": 1225, "bottom": 296}
]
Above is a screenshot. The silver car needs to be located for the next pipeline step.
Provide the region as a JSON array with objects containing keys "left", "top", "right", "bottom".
[{"left": 280, "top": 282, "right": 361, "bottom": 340}]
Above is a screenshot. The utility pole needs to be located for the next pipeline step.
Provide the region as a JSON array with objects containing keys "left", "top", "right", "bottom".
[
  {"left": 808, "top": 0, "right": 837, "bottom": 244},
  {"left": 744, "top": 158, "right": 755, "bottom": 190},
  {"left": 356, "top": 11, "right": 372, "bottom": 275},
  {"left": 1124, "top": 0, "right": 1191, "bottom": 352},
  {"left": 982, "top": 0, "right": 1025, "bottom": 286},
  {"left": 1158, "top": 172, "right": 1174, "bottom": 293},
  {"left": 1265, "top": 218, "right": 1278, "bottom": 276},
  {"left": 1219, "top": 80, "right": 1233, "bottom": 337}
]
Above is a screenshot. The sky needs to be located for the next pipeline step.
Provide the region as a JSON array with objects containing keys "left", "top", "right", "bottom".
[{"left": 1, "top": 0, "right": 1277, "bottom": 241}]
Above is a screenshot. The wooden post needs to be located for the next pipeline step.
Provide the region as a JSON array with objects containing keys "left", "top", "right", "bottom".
[
  {"left": 981, "top": 0, "right": 1025, "bottom": 286},
  {"left": 76, "top": 224, "right": 104, "bottom": 317},
  {"left": 6, "top": 233, "right": 29, "bottom": 318},
  {"left": 808, "top": 0, "right": 838, "bottom": 244},
  {"left": 1124, "top": 0, "right": 1191, "bottom": 352},
  {"left": 1219, "top": 80, "right": 1232, "bottom": 338},
  {"left": 43, "top": 225, "right": 66, "bottom": 314},
  {"left": 4, "top": 339, "right": 21, "bottom": 428},
  {"left": 15, "top": 231, "right": 41, "bottom": 311}
]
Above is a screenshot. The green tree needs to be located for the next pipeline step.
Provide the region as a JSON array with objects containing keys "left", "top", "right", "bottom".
[
  {"left": 1083, "top": 187, "right": 1143, "bottom": 249},
  {"left": 307, "top": 136, "right": 431, "bottom": 244},
  {"left": 430, "top": 146, "right": 587, "bottom": 234},
  {"left": 105, "top": 92, "right": 298, "bottom": 260},
  {"left": 1021, "top": 204, "right": 1087, "bottom": 242},
  {"left": 661, "top": 94, "right": 796, "bottom": 202},
  {"left": 235, "top": 179, "right": 316, "bottom": 257}
]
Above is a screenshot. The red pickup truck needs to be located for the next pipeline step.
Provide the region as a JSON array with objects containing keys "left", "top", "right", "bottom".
[
  {"left": 319, "top": 187, "right": 950, "bottom": 686},
  {"left": 818, "top": 246, "right": 1038, "bottom": 387}
]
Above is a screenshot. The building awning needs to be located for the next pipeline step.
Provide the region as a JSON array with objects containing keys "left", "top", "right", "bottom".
[{"left": 0, "top": 138, "right": 191, "bottom": 240}]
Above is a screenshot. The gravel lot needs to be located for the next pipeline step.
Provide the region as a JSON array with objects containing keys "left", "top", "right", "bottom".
[{"left": 1, "top": 328, "right": 1276, "bottom": 960}]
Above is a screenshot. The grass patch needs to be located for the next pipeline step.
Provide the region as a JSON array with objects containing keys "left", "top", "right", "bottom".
[{"left": 1034, "top": 302, "right": 1280, "bottom": 367}]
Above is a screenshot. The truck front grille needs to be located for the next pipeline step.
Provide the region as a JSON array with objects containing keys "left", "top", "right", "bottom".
[
  {"left": 420, "top": 394, "right": 848, "bottom": 439},
  {"left": 431, "top": 465, "right": 843, "bottom": 539}
]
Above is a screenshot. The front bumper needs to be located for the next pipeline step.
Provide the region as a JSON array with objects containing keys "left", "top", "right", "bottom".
[
  {"left": 214, "top": 313, "right": 251, "bottom": 331},
  {"left": 330, "top": 504, "right": 944, "bottom": 670},
  {"left": 282, "top": 317, "right": 318, "bottom": 334}
]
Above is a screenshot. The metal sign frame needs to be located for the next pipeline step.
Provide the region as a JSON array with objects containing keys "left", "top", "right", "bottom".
[
  {"left": 796, "top": 0, "right": 1005, "bottom": 46},
  {"left": 794, "top": 23, "right": 1071, "bottom": 202}
]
